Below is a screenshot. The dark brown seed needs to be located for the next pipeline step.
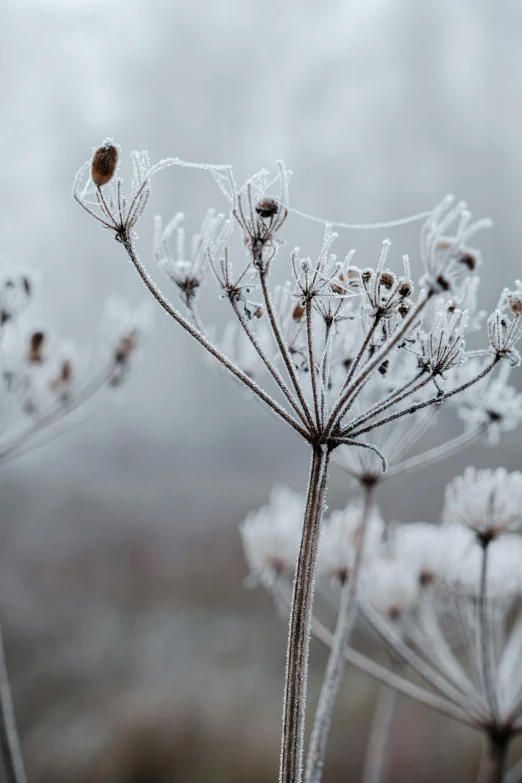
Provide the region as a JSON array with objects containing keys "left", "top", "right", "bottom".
[
  {"left": 292, "top": 303, "right": 305, "bottom": 322},
  {"left": 92, "top": 143, "right": 118, "bottom": 187},
  {"left": 398, "top": 280, "right": 412, "bottom": 297},
  {"left": 114, "top": 332, "right": 137, "bottom": 364},
  {"left": 436, "top": 273, "right": 450, "bottom": 291},
  {"left": 361, "top": 270, "right": 372, "bottom": 283},
  {"left": 509, "top": 295, "right": 522, "bottom": 316},
  {"left": 61, "top": 360, "right": 72, "bottom": 382},
  {"left": 255, "top": 198, "right": 279, "bottom": 219},
  {"left": 419, "top": 570, "right": 435, "bottom": 587},
  {"left": 379, "top": 271, "right": 395, "bottom": 289},
  {"left": 457, "top": 251, "right": 477, "bottom": 271},
  {"left": 28, "top": 331, "right": 45, "bottom": 363}
]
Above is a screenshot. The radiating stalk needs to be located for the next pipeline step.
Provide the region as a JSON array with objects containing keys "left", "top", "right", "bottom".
[{"left": 280, "top": 445, "right": 331, "bottom": 783}]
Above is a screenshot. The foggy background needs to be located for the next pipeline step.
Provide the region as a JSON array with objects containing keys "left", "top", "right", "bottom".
[{"left": 0, "top": 1, "right": 521, "bottom": 780}]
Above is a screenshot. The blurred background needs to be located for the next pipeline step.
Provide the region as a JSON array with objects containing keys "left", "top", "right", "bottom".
[{"left": 0, "top": 0, "right": 521, "bottom": 780}]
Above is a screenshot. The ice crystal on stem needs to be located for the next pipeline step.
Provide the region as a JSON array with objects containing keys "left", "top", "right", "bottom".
[{"left": 75, "top": 141, "right": 522, "bottom": 783}]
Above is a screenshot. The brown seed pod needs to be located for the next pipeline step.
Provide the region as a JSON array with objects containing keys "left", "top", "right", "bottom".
[
  {"left": 255, "top": 198, "right": 279, "bottom": 219},
  {"left": 114, "top": 332, "right": 137, "bottom": 365},
  {"left": 398, "top": 280, "right": 412, "bottom": 298},
  {"left": 419, "top": 569, "right": 435, "bottom": 587},
  {"left": 28, "top": 331, "right": 45, "bottom": 363},
  {"left": 292, "top": 303, "right": 305, "bottom": 322},
  {"left": 361, "top": 270, "right": 372, "bottom": 284},
  {"left": 509, "top": 295, "right": 522, "bottom": 316},
  {"left": 91, "top": 143, "right": 118, "bottom": 187},
  {"left": 457, "top": 250, "right": 477, "bottom": 271},
  {"left": 253, "top": 306, "right": 263, "bottom": 319},
  {"left": 61, "top": 359, "right": 73, "bottom": 382},
  {"left": 379, "top": 271, "right": 395, "bottom": 289}
]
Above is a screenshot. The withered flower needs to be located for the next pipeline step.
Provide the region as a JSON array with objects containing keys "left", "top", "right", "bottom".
[{"left": 91, "top": 143, "right": 118, "bottom": 187}]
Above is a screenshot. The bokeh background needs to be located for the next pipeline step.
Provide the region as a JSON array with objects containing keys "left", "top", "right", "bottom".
[{"left": 1, "top": 0, "right": 521, "bottom": 780}]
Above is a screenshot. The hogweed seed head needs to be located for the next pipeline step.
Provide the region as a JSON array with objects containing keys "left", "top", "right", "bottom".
[
  {"left": 255, "top": 198, "right": 279, "bottom": 219},
  {"left": 91, "top": 141, "right": 118, "bottom": 187},
  {"left": 28, "top": 331, "right": 45, "bottom": 363}
]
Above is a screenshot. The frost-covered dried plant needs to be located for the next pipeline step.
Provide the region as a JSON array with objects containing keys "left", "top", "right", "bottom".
[
  {"left": 75, "top": 139, "right": 522, "bottom": 783},
  {"left": 0, "top": 261, "right": 149, "bottom": 783}
]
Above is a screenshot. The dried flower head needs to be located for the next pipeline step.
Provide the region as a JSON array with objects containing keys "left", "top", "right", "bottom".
[
  {"left": 256, "top": 198, "right": 279, "bottom": 219},
  {"left": 91, "top": 141, "right": 118, "bottom": 187},
  {"left": 240, "top": 486, "right": 304, "bottom": 587},
  {"left": 443, "top": 466, "right": 522, "bottom": 543}
]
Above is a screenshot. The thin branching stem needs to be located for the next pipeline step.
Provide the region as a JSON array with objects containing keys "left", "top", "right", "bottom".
[
  {"left": 0, "top": 367, "right": 111, "bottom": 466},
  {"left": 345, "top": 357, "right": 500, "bottom": 439},
  {"left": 259, "top": 271, "right": 315, "bottom": 433},
  {"left": 343, "top": 374, "right": 434, "bottom": 434},
  {"left": 362, "top": 605, "right": 481, "bottom": 715},
  {"left": 229, "top": 298, "right": 310, "bottom": 428},
  {"left": 305, "top": 299, "right": 321, "bottom": 429},
  {"left": 341, "top": 316, "right": 382, "bottom": 396},
  {"left": 383, "top": 425, "right": 485, "bottom": 481},
  {"left": 325, "top": 292, "right": 432, "bottom": 436},
  {"left": 120, "top": 234, "right": 310, "bottom": 440}
]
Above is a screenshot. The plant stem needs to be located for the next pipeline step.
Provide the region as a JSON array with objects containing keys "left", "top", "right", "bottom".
[
  {"left": 477, "top": 729, "right": 510, "bottom": 783},
  {"left": 304, "top": 487, "right": 374, "bottom": 783},
  {"left": 478, "top": 543, "right": 499, "bottom": 723},
  {"left": 362, "top": 680, "right": 397, "bottom": 783},
  {"left": 280, "top": 445, "right": 331, "bottom": 783},
  {"left": 0, "top": 624, "right": 26, "bottom": 783},
  {"left": 120, "top": 234, "right": 310, "bottom": 440}
]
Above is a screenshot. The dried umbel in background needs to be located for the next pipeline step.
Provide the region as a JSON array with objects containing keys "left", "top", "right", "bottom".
[
  {"left": 0, "top": 259, "right": 151, "bottom": 783},
  {"left": 74, "top": 141, "right": 522, "bottom": 783}
]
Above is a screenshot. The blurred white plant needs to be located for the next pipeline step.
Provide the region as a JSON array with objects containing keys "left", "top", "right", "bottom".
[
  {"left": 0, "top": 262, "right": 150, "bottom": 783},
  {"left": 240, "top": 486, "right": 304, "bottom": 588},
  {"left": 253, "top": 468, "right": 522, "bottom": 783},
  {"left": 443, "top": 466, "right": 522, "bottom": 542},
  {"left": 75, "top": 140, "right": 522, "bottom": 783}
]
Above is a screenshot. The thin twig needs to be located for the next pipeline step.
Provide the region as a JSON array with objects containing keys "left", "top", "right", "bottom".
[{"left": 120, "top": 234, "right": 310, "bottom": 441}]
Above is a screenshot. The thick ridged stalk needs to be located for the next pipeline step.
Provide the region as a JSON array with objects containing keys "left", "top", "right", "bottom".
[{"left": 280, "top": 445, "right": 331, "bottom": 783}]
